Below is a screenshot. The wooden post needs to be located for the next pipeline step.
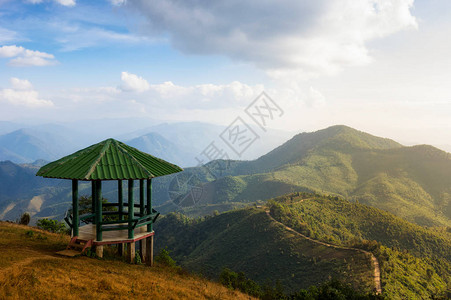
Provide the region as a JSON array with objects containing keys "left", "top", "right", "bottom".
[
  {"left": 91, "top": 181, "right": 96, "bottom": 220},
  {"left": 72, "top": 179, "right": 79, "bottom": 237},
  {"left": 140, "top": 239, "right": 146, "bottom": 263},
  {"left": 128, "top": 180, "right": 134, "bottom": 239},
  {"left": 95, "top": 180, "right": 103, "bottom": 241},
  {"left": 118, "top": 243, "right": 125, "bottom": 257},
  {"left": 118, "top": 180, "right": 123, "bottom": 221},
  {"left": 146, "top": 235, "right": 154, "bottom": 266},
  {"left": 96, "top": 245, "right": 104, "bottom": 258},
  {"left": 127, "top": 242, "right": 135, "bottom": 263},
  {"left": 146, "top": 179, "right": 152, "bottom": 232},
  {"left": 139, "top": 179, "right": 144, "bottom": 216}
]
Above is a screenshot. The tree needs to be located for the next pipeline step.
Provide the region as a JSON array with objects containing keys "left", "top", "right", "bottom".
[{"left": 19, "top": 212, "right": 30, "bottom": 225}]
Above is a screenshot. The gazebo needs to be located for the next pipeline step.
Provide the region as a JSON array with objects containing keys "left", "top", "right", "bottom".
[{"left": 36, "top": 138, "right": 183, "bottom": 264}]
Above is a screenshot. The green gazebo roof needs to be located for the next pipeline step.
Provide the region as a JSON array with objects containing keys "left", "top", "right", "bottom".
[{"left": 36, "top": 138, "right": 183, "bottom": 180}]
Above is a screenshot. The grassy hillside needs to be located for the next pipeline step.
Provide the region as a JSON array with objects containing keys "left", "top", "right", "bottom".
[
  {"left": 155, "top": 208, "right": 376, "bottom": 294},
  {"left": 0, "top": 221, "right": 253, "bottom": 300},
  {"left": 268, "top": 193, "right": 451, "bottom": 299},
  {"left": 190, "top": 125, "right": 451, "bottom": 227}
]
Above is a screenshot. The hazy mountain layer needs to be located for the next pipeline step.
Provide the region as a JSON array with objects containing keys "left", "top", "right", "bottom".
[{"left": 190, "top": 125, "right": 451, "bottom": 226}]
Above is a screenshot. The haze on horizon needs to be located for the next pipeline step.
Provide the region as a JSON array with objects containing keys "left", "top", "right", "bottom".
[{"left": 1, "top": 0, "right": 451, "bottom": 149}]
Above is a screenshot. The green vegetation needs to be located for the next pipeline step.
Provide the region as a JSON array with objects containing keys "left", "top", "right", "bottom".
[
  {"left": 36, "top": 218, "right": 68, "bottom": 234},
  {"left": 190, "top": 125, "right": 451, "bottom": 227},
  {"left": 268, "top": 192, "right": 451, "bottom": 299},
  {"left": 373, "top": 245, "right": 449, "bottom": 299},
  {"left": 219, "top": 268, "right": 383, "bottom": 299},
  {"left": 154, "top": 191, "right": 451, "bottom": 299},
  {"left": 18, "top": 212, "right": 30, "bottom": 225},
  {"left": 155, "top": 208, "right": 375, "bottom": 294},
  {"left": 269, "top": 193, "right": 451, "bottom": 260},
  {"left": 155, "top": 248, "right": 178, "bottom": 269}
]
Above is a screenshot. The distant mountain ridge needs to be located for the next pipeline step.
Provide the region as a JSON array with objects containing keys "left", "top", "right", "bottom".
[
  {"left": 177, "top": 125, "right": 451, "bottom": 227},
  {"left": 126, "top": 132, "right": 194, "bottom": 167},
  {"left": 0, "top": 128, "right": 77, "bottom": 163},
  {"left": 2, "top": 124, "right": 451, "bottom": 228},
  {"left": 0, "top": 121, "right": 293, "bottom": 167}
]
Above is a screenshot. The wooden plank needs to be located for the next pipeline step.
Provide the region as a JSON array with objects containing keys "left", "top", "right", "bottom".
[{"left": 56, "top": 249, "right": 81, "bottom": 257}]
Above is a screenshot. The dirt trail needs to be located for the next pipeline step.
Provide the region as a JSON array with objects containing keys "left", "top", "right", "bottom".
[
  {"left": 265, "top": 209, "right": 382, "bottom": 294},
  {"left": 0, "top": 251, "right": 59, "bottom": 280}
]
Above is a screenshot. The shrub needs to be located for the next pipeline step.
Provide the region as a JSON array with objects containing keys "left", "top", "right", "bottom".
[
  {"left": 36, "top": 218, "right": 67, "bottom": 234},
  {"left": 155, "top": 248, "right": 177, "bottom": 268},
  {"left": 19, "top": 212, "right": 31, "bottom": 225},
  {"left": 219, "top": 268, "right": 262, "bottom": 298}
]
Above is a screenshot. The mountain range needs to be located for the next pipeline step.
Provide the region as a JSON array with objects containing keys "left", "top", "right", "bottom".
[
  {"left": 174, "top": 125, "right": 451, "bottom": 227},
  {"left": 1, "top": 124, "right": 451, "bottom": 230},
  {"left": 0, "top": 120, "right": 293, "bottom": 166}
]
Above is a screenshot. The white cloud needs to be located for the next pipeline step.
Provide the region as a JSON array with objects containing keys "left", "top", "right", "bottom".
[
  {"left": 127, "top": 0, "right": 417, "bottom": 78},
  {"left": 26, "top": 0, "right": 76, "bottom": 6},
  {"left": 0, "top": 78, "right": 54, "bottom": 107},
  {"left": 62, "top": 86, "right": 121, "bottom": 103},
  {"left": 143, "top": 80, "right": 264, "bottom": 109},
  {"left": 120, "top": 71, "right": 150, "bottom": 92},
  {"left": 306, "top": 86, "right": 326, "bottom": 108},
  {"left": 0, "top": 27, "right": 18, "bottom": 43},
  {"left": 55, "top": 0, "right": 75, "bottom": 6},
  {"left": 10, "top": 78, "right": 33, "bottom": 90},
  {"left": 110, "top": 0, "right": 126, "bottom": 6},
  {"left": 56, "top": 26, "right": 147, "bottom": 51},
  {"left": 0, "top": 45, "right": 57, "bottom": 67},
  {"left": 0, "top": 45, "right": 23, "bottom": 57}
]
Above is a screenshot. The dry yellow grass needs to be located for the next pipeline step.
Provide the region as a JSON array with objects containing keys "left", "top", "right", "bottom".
[{"left": 0, "top": 222, "right": 254, "bottom": 300}]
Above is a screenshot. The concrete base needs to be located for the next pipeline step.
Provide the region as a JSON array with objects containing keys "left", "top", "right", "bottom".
[{"left": 95, "top": 245, "right": 104, "bottom": 258}]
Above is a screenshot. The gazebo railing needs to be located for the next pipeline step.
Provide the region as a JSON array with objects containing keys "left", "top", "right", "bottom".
[{"left": 64, "top": 202, "right": 159, "bottom": 241}]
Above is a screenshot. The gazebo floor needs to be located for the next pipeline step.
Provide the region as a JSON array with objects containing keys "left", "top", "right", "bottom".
[{"left": 77, "top": 224, "right": 154, "bottom": 245}]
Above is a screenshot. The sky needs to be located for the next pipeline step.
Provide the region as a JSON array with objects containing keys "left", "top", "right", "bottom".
[{"left": 1, "top": 0, "right": 451, "bottom": 147}]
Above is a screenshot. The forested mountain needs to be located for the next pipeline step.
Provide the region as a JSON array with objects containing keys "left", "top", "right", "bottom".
[
  {"left": 181, "top": 125, "right": 451, "bottom": 227},
  {"left": 155, "top": 207, "right": 376, "bottom": 294},
  {"left": 155, "top": 193, "right": 451, "bottom": 299}
]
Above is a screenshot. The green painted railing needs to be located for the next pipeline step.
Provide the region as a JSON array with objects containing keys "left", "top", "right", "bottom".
[{"left": 64, "top": 202, "right": 159, "bottom": 241}]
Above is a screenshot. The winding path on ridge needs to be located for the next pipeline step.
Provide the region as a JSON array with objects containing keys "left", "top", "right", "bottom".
[{"left": 265, "top": 205, "right": 382, "bottom": 294}]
